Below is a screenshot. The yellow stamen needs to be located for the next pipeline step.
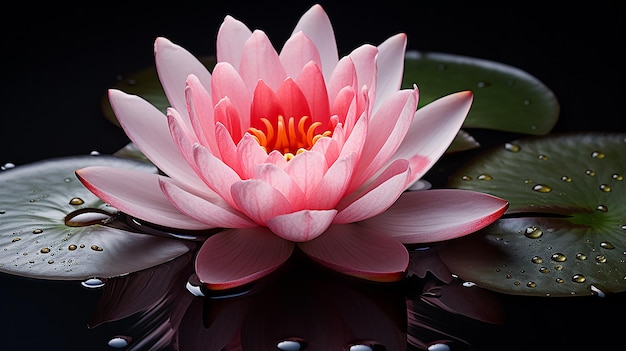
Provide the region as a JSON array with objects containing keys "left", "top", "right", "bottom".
[{"left": 248, "top": 115, "right": 332, "bottom": 160}]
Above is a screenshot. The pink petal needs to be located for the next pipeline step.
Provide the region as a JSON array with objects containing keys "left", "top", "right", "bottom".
[
  {"left": 348, "top": 89, "right": 418, "bottom": 192},
  {"left": 108, "top": 90, "right": 208, "bottom": 194},
  {"left": 192, "top": 143, "right": 241, "bottom": 206},
  {"left": 236, "top": 134, "right": 271, "bottom": 179},
  {"left": 390, "top": 90, "right": 473, "bottom": 184},
  {"left": 348, "top": 44, "right": 378, "bottom": 114},
  {"left": 291, "top": 3, "right": 339, "bottom": 80},
  {"left": 159, "top": 178, "right": 256, "bottom": 228},
  {"left": 230, "top": 179, "right": 294, "bottom": 224},
  {"left": 185, "top": 74, "right": 218, "bottom": 154},
  {"left": 154, "top": 37, "right": 212, "bottom": 121},
  {"left": 279, "top": 31, "right": 322, "bottom": 80},
  {"left": 298, "top": 224, "right": 408, "bottom": 282},
  {"left": 252, "top": 163, "right": 305, "bottom": 208},
  {"left": 210, "top": 62, "right": 251, "bottom": 135},
  {"left": 335, "top": 159, "right": 410, "bottom": 223},
  {"left": 75, "top": 166, "right": 211, "bottom": 230},
  {"left": 307, "top": 153, "right": 356, "bottom": 209},
  {"left": 239, "top": 30, "right": 287, "bottom": 92},
  {"left": 216, "top": 15, "right": 253, "bottom": 67},
  {"left": 195, "top": 228, "right": 295, "bottom": 290},
  {"left": 266, "top": 209, "right": 337, "bottom": 242},
  {"left": 358, "top": 189, "right": 509, "bottom": 244},
  {"left": 284, "top": 150, "right": 327, "bottom": 196},
  {"left": 327, "top": 56, "right": 357, "bottom": 113},
  {"left": 374, "top": 33, "right": 407, "bottom": 111}
]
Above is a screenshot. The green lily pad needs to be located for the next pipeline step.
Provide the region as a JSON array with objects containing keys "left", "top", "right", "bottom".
[
  {"left": 402, "top": 51, "right": 560, "bottom": 136},
  {"left": 0, "top": 155, "right": 194, "bottom": 280},
  {"left": 438, "top": 132, "right": 626, "bottom": 297}
]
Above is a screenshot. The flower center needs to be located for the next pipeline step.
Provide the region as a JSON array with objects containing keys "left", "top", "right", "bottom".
[{"left": 248, "top": 115, "right": 332, "bottom": 160}]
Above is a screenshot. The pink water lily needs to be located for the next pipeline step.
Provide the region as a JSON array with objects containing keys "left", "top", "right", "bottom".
[{"left": 76, "top": 4, "right": 508, "bottom": 290}]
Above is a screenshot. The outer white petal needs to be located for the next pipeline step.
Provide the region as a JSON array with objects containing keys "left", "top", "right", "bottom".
[
  {"left": 390, "top": 90, "right": 473, "bottom": 185},
  {"left": 154, "top": 37, "right": 212, "bottom": 123},
  {"left": 357, "top": 189, "right": 509, "bottom": 244},
  {"left": 76, "top": 166, "right": 211, "bottom": 230},
  {"left": 374, "top": 33, "right": 407, "bottom": 112},
  {"left": 291, "top": 3, "right": 339, "bottom": 80},
  {"left": 216, "top": 15, "right": 253, "bottom": 67},
  {"left": 108, "top": 89, "right": 203, "bottom": 191}
]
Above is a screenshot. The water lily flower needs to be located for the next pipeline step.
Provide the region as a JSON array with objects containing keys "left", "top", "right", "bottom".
[{"left": 76, "top": 4, "right": 508, "bottom": 290}]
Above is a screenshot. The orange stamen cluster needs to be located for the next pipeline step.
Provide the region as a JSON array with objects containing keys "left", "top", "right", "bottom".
[{"left": 248, "top": 115, "right": 332, "bottom": 160}]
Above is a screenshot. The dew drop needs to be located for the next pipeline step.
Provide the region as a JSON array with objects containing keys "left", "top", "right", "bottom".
[
  {"left": 612, "top": 173, "right": 623, "bottom": 181},
  {"left": 428, "top": 344, "right": 451, "bottom": 351},
  {"left": 461, "top": 175, "right": 472, "bottom": 181},
  {"left": 11, "top": 237, "right": 20, "bottom": 242},
  {"left": 108, "top": 336, "right": 132, "bottom": 349},
  {"left": 561, "top": 175, "right": 572, "bottom": 182},
  {"left": 91, "top": 245, "right": 103, "bottom": 251},
  {"left": 538, "top": 154, "right": 549, "bottom": 161},
  {"left": 555, "top": 278, "right": 565, "bottom": 283},
  {"left": 64, "top": 177, "right": 72, "bottom": 183},
  {"left": 524, "top": 179, "right": 533, "bottom": 184},
  {"left": 572, "top": 274, "right": 586, "bottom": 283},
  {"left": 90, "top": 150, "right": 100, "bottom": 156},
  {"left": 476, "top": 81, "right": 490, "bottom": 88},
  {"left": 32, "top": 229, "right": 43, "bottom": 234},
  {"left": 551, "top": 253, "right": 566, "bottom": 262},
  {"left": 599, "top": 184, "right": 611, "bottom": 192},
  {"left": 277, "top": 339, "right": 307, "bottom": 351},
  {"left": 595, "top": 255, "right": 607, "bottom": 263},
  {"left": 576, "top": 253, "right": 587, "bottom": 260},
  {"left": 554, "top": 264, "right": 563, "bottom": 270},
  {"left": 40, "top": 247, "right": 50, "bottom": 254},
  {"left": 504, "top": 143, "right": 521, "bottom": 152},
  {"left": 591, "top": 151, "right": 605, "bottom": 159},
  {"left": 600, "top": 241, "right": 615, "bottom": 250},
  {"left": 524, "top": 226, "right": 543, "bottom": 239},
  {"left": 526, "top": 281, "right": 537, "bottom": 288},
  {"left": 1, "top": 162, "right": 16, "bottom": 170},
  {"left": 68, "top": 244, "right": 77, "bottom": 251},
  {"left": 47, "top": 260, "right": 54, "bottom": 264},
  {"left": 539, "top": 267, "right": 550, "bottom": 274},
  {"left": 349, "top": 344, "right": 374, "bottom": 351},
  {"left": 81, "top": 277, "right": 106, "bottom": 288},
  {"left": 531, "top": 256, "right": 544, "bottom": 264},
  {"left": 590, "top": 284, "right": 606, "bottom": 298},
  {"left": 596, "top": 204, "right": 608, "bottom": 212},
  {"left": 65, "top": 208, "right": 114, "bottom": 227},
  {"left": 462, "top": 281, "right": 476, "bottom": 287},
  {"left": 585, "top": 169, "right": 595, "bottom": 176},
  {"left": 69, "top": 197, "right": 85, "bottom": 205},
  {"left": 478, "top": 174, "right": 492, "bottom": 180},
  {"left": 532, "top": 184, "right": 552, "bottom": 193}
]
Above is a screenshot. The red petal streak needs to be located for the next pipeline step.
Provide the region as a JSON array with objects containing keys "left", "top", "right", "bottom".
[
  {"left": 298, "top": 224, "right": 408, "bottom": 282},
  {"left": 358, "top": 189, "right": 509, "bottom": 244},
  {"left": 266, "top": 209, "right": 337, "bottom": 242},
  {"left": 195, "top": 228, "right": 294, "bottom": 290},
  {"left": 214, "top": 97, "right": 243, "bottom": 143},
  {"left": 276, "top": 78, "right": 311, "bottom": 125},
  {"left": 250, "top": 80, "right": 282, "bottom": 130}
]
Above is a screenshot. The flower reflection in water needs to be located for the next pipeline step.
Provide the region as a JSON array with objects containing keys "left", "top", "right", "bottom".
[{"left": 86, "top": 246, "right": 504, "bottom": 351}]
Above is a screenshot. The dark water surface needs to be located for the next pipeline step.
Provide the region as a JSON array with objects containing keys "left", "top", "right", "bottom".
[{"left": 1, "top": 1, "right": 624, "bottom": 350}]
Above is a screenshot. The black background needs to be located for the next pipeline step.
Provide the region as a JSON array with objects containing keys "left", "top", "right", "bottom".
[
  {"left": 1, "top": 1, "right": 624, "bottom": 350},
  {"left": 1, "top": 1, "right": 624, "bottom": 166}
]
